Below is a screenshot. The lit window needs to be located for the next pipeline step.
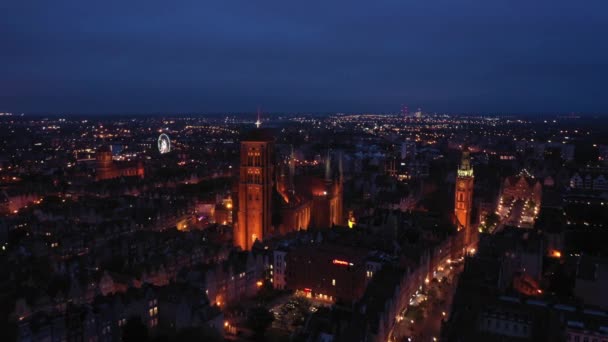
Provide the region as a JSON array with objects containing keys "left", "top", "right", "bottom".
[{"left": 332, "top": 279, "right": 336, "bottom": 286}]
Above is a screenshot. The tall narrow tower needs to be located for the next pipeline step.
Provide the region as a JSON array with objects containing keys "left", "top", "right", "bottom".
[
  {"left": 255, "top": 107, "right": 262, "bottom": 128},
  {"left": 96, "top": 145, "right": 114, "bottom": 181},
  {"left": 455, "top": 148, "right": 474, "bottom": 246},
  {"left": 235, "top": 129, "right": 275, "bottom": 250}
]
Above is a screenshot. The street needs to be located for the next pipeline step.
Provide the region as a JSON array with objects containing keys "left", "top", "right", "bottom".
[{"left": 390, "top": 257, "right": 464, "bottom": 342}]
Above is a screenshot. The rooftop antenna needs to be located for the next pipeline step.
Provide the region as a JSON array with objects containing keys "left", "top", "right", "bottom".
[
  {"left": 338, "top": 151, "right": 343, "bottom": 182},
  {"left": 255, "top": 107, "right": 262, "bottom": 128},
  {"left": 325, "top": 150, "right": 331, "bottom": 182},
  {"left": 289, "top": 145, "right": 295, "bottom": 193}
]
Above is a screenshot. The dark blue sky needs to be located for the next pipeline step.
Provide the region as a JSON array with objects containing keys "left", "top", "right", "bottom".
[{"left": 2, "top": 0, "right": 607, "bottom": 114}]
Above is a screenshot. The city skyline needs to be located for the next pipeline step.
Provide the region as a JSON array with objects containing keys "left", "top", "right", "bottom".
[
  {"left": 3, "top": 2, "right": 608, "bottom": 342},
  {"left": 2, "top": 110, "right": 608, "bottom": 341}
]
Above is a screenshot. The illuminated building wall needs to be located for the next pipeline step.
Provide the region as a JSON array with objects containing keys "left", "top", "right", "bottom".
[
  {"left": 204, "top": 252, "right": 264, "bottom": 307},
  {"left": 214, "top": 198, "right": 233, "bottom": 225},
  {"left": 1, "top": 192, "right": 41, "bottom": 215},
  {"left": 501, "top": 173, "right": 542, "bottom": 204},
  {"left": 95, "top": 145, "right": 144, "bottom": 181},
  {"left": 294, "top": 156, "right": 344, "bottom": 229},
  {"left": 277, "top": 167, "right": 342, "bottom": 232},
  {"left": 285, "top": 244, "right": 367, "bottom": 303},
  {"left": 497, "top": 170, "right": 542, "bottom": 228},
  {"left": 96, "top": 145, "right": 114, "bottom": 180},
  {"left": 310, "top": 183, "right": 343, "bottom": 228},
  {"left": 275, "top": 159, "right": 312, "bottom": 235},
  {"left": 235, "top": 130, "right": 275, "bottom": 251},
  {"left": 455, "top": 149, "right": 474, "bottom": 246},
  {"left": 278, "top": 201, "right": 311, "bottom": 235}
]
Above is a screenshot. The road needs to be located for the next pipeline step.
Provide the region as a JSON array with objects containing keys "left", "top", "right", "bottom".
[
  {"left": 414, "top": 271, "right": 460, "bottom": 342},
  {"left": 389, "top": 258, "right": 464, "bottom": 342}
]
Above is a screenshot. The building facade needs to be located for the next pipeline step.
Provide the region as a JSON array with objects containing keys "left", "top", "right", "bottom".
[
  {"left": 95, "top": 145, "right": 144, "bottom": 181},
  {"left": 455, "top": 149, "right": 474, "bottom": 246},
  {"left": 235, "top": 130, "right": 275, "bottom": 251},
  {"left": 497, "top": 170, "right": 542, "bottom": 228},
  {"left": 285, "top": 244, "right": 367, "bottom": 303}
]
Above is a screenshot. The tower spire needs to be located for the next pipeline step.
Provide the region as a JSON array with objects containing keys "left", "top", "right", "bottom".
[
  {"left": 338, "top": 151, "right": 343, "bottom": 182},
  {"left": 325, "top": 150, "right": 331, "bottom": 182},
  {"left": 289, "top": 145, "right": 295, "bottom": 193},
  {"left": 255, "top": 107, "right": 262, "bottom": 128}
]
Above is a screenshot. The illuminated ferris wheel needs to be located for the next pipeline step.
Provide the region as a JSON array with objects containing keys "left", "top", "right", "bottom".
[{"left": 158, "top": 133, "right": 171, "bottom": 154}]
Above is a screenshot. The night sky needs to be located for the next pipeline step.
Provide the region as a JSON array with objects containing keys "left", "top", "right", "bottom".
[{"left": 2, "top": 0, "right": 608, "bottom": 114}]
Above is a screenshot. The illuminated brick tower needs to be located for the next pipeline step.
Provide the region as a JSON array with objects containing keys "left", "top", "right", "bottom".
[
  {"left": 96, "top": 145, "right": 114, "bottom": 181},
  {"left": 95, "top": 144, "right": 144, "bottom": 181},
  {"left": 455, "top": 148, "right": 474, "bottom": 246},
  {"left": 235, "top": 129, "right": 275, "bottom": 250}
]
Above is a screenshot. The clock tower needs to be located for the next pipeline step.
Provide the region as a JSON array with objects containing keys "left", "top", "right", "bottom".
[{"left": 455, "top": 148, "right": 474, "bottom": 246}]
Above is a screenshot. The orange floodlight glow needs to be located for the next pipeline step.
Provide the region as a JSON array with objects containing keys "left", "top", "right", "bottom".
[{"left": 332, "top": 259, "right": 354, "bottom": 266}]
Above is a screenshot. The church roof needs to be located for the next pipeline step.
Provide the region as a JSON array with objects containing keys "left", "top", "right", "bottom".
[
  {"left": 505, "top": 175, "right": 538, "bottom": 188},
  {"left": 241, "top": 128, "right": 275, "bottom": 142}
]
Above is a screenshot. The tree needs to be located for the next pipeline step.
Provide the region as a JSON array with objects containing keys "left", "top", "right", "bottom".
[
  {"left": 123, "top": 316, "right": 148, "bottom": 342},
  {"left": 247, "top": 306, "right": 275, "bottom": 340},
  {"left": 173, "top": 327, "right": 222, "bottom": 342},
  {"left": 427, "top": 287, "right": 439, "bottom": 302},
  {"left": 480, "top": 212, "right": 500, "bottom": 233}
]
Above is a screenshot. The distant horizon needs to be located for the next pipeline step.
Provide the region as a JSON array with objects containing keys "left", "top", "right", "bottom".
[{"left": 0, "top": 111, "right": 605, "bottom": 118}]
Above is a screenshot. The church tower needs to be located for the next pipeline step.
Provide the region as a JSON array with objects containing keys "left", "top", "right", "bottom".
[
  {"left": 96, "top": 145, "right": 114, "bottom": 181},
  {"left": 455, "top": 148, "right": 474, "bottom": 246},
  {"left": 235, "top": 129, "right": 275, "bottom": 250}
]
